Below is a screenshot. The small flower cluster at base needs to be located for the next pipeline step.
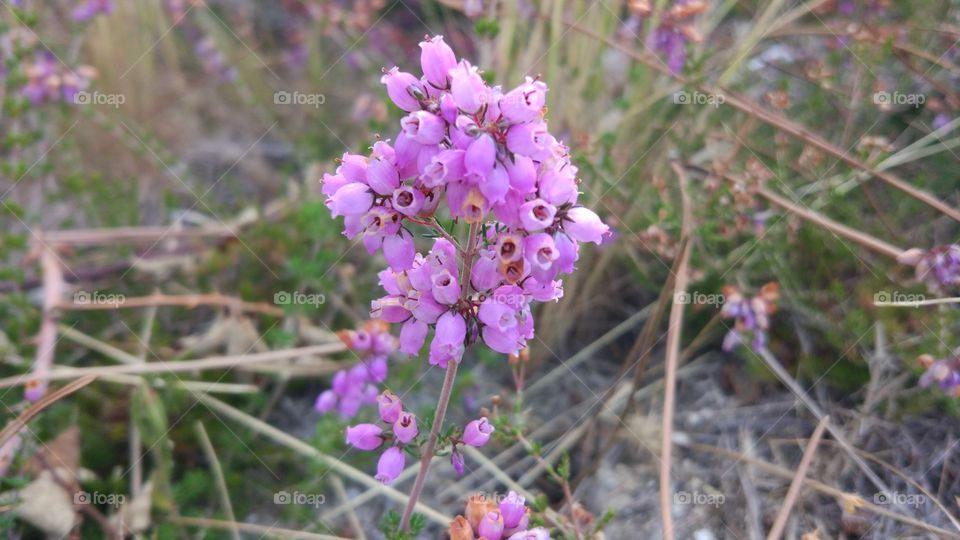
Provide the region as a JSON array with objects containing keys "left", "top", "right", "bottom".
[
  {"left": 344, "top": 390, "right": 419, "bottom": 484},
  {"left": 448, "top": 492, "right": 550, "bottom": 540},
  {"left": 314, "top": 320, "right": 397, "bottom": 419},
  {"left": 20, "top": 52, "right": 96, "bottom": 105},
  {"left": 918, "top": 354, "right": 960, "bottom": 397},
  {"left": 626, "top": 0, "right": 708, "bottom": 74},
  {"left": 898, "top": 245, "right": 960, "bottom": 294},
  {"left": 720, "top": 282, "right": 779, "bottom": 352},
  {"left": 321, "top": 35, "right": 609, "bottom": 367}
]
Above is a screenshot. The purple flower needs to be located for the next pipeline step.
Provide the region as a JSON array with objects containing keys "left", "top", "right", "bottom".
[
  {"left": 508, "top": 528, "right": 552, "bottom": 540},
  {"left": 393, "top": 412, "right": 418, "bottom": 443},
  {"left": 563, "top": 207, "right": 609, "bottom": 244},
  {"left": 463, "top": 417, "right": 495, "bottom": 447},
  {"left": 329, "top": 183, "right": 373, "bottom": 217},
  {"left": 381, "top": 67, "right": 424, "bottom": 112},
  {"left": 500, "top": 77, "right": 547, "bottom": 123},
  {"left": 451, "top": 446, "right": 465, "bottom": 476},
  {"left": 478, "top": 511, "right": 505, "bottom": 540},
  {"left": 399, "top": 318, "right": 429, "bottom": 356},
  {"left": 345, "top": 424, "right": 384, "bottom": 451},
  {"left": 449, "top": 60, "right": 489, "bottom": 113},
  {"left": 499, "top": 491, "right": 527, "bottom": 529},
  {"left": 314, "top": 390, "right": 337, "bottom": 413},
  {"left": 402, "top": 111, "right": 446, "bottom": 145},
  {"left": 420, "top": 35, "right": 457, "bottom": 88},
  {"left": 377, "top": 390, "right": 403, "bottom": 423},
  {"left": 375, "top": 446, "right": 405, "bottom": 484}
]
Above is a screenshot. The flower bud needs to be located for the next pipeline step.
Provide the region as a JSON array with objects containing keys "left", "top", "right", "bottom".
[
  {"left": 420, "top": 35, "right": 457, "bottom": 87},
  {"left": 344, "top": 424, "right": 383, "bottom": 451},
  {"left": 381, "top": 67, "right": 424, "bottom": 112},
  {"left": 463, "top": 417, "right": 495, "bottom": 447},
  {"left": 375, "top": 446, "right": 404, "bottom": 484},
  {"left": 477, "top": 510, "right": 505, "bottom": 540},
  {"left": 377, "top": 390, "right": 403, "bottom": 423},
  {"left": 448, "top": 515, "right": 474, "bottom": 540}
]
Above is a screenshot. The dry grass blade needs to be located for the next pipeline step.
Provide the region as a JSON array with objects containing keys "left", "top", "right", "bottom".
[
  {"left": 171, "top": 516, "right": 352, "bottom": 539},
  {"left": 0, "top": 375, "right": 96, "bottom": 447},
  {"left": 195, "top": 394, "right": 452, "bottom": 525},
  {"left": 766, "top": 415, "right": 829, "bottom": 540},
  {"left": 659, "top": 161, "right": 695, "bottom": 540}
]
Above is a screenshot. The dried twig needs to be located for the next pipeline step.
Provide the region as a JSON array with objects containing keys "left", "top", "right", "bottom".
[{"left": 767, "top": 415, "right": 829, "bottom": 540}]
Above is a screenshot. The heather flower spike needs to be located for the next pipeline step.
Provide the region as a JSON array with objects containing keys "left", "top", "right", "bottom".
[
  {"left": 320, "top": 35, "right": 608, "bottom": 525},
  {"left": 720, "top": 282, "right": 779, "bottom": 353}
]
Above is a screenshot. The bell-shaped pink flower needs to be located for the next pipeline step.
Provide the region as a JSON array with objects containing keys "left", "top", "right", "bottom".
[
  {"left": 463, "top": 417, "right": 495, "bottom": 447},
  {"left": 505, "top": 122, "right": 549, "bottom": 157},
  {"left": 505, "top": 154, "right": 537, "bottom": 194},
  {"left": 377, "top": 390, "right": 403, "bottom": 423},
  {"left": 449, "top": 60, "right": 489, "bottom": 113},
  {"left": 477, "top": 511, "right": 504, "bottom": 540},
  {"left": 329, "top": 183, "right": 373, "bottom": 217},
  {"left": 375, "top": 446, "right": 405, "bottom": 484},
  {"left": 500, "top": 76, "right": 548, "bottom": 123},
  {"left": 480, "top": 163, "right": 510, "bottom": 205},
  {"left": 337, "top": 153, "right": 368, "bottom": 183},
  {"left": 563, "top": 207, "right": 609, "bottom": 244},
  {"left": 383, "top": 229, "right": 415, "bottom": 271},
  {"left": 423, "top": 149, "right": 465, "bottom": 188},
  {"left": 499, "top": 491, "right": 526, "bottom": 529},
  {"left": 429, "top": 311, "right": 466, "bottom": 367},
  {"left": 420, "top": 35, "right": 457, "bottom": 87},
  {"left": 401, "top": 110, "right": 446, "bottom": 145},
  {"left": 470, "top": 248, "right": 501, "bottom": 291},
  {"left": 345, "top": 423, "right": 383, "bottom": 451},
  {"left": 381, "top": 66, "right": 424, "bottom": 112},
  {"left": 399, "top": 318, "right": 429, "bottom": 356},
  {"left": 393, "top": 412, "right": 418, "bottom": 443},
  {"left": 366, "top": 156, "right": 400, "bottom": 196},
  {"left": 519, "top": 199, "right": 556, "bottom": 231},
  {"left": 392, "top": 185, "right": 424, "bottom": 216},
  {"left": 431, "top": 267, "right": 460, "bottom": 305},
  {"left": 465, "top": 133, "right": 496, "bottom": 179},
  {"left": 314, "top": 390, "right": 336, "bottom": 413}
]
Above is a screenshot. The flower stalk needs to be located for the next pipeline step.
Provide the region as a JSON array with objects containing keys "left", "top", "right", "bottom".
[{"left": 400, "top": 222, "right": 480, "bottom": 530}]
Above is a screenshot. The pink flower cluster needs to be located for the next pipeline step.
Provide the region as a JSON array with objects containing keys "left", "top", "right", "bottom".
[
  {"left": 898, "top": 245, "right": 960, "bottom": 294},
  {"left": 345, "top": 387, "right": 494, "bottom": 484},
  {"left": 720, "top": 282, "right": 779, "bottom": 352},
  {"left": 449, "top": 492, "right": 550, "bottom": 540},
  {"left": 321, "top": 35, "right": 609, "bottom": 366},
  {"left": 918, "top": 354, "right": 960, "bottom": 397},
  {"left": 314, "top": 320, "right": 396, "bottom": 419},
  {"left": 20, "top": 53, "right": 95, "bottom": 105},
  {"left": 343, "top": 390, "right": 419, "bottom": 484}
]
